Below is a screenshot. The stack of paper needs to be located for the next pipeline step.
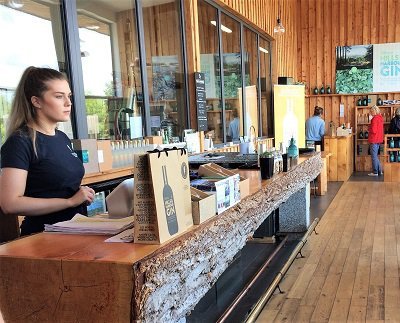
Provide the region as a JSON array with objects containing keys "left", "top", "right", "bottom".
[{"left": 44, "top": 214, "right": 134, "bottom": 235}]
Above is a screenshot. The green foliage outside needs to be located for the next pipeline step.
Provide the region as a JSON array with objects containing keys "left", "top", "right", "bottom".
[
  {"left": 84, "top": 80, "right": 115, "bottom": 139},
  {"left": 335, "top": 67, "right": 373, "bottom": 94},
  {"left": 0, "top": 93, "right": 12, "bottom": 146},
  {"left": 215, "top": 74, "right": 250, "bottom": 98},
  {"left": 85, "top": 97, "right": 109, "bottom": 139}
]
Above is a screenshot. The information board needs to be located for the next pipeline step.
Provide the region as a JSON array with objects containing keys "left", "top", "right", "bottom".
[{"left": 195, "top": 72, "right": 208, "bottom": 131}]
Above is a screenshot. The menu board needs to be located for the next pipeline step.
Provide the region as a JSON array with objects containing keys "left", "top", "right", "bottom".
[{"left": 195, "top": 72, "right": 208, "bottom": 131}]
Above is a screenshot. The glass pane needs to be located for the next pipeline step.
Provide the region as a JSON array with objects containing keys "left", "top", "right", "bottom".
[
  {"left": 142, "top": 0, "right": 186, "bottom": 141},
  {"left": 221, "top": 13, "right": 242, "bottom": 143},
  {"left": 0, "top": 0, "right": 71, "bottom": 146},
  {"left": 198, "top": 0, "right": 222, "bottom": 143},
  {"left": 76, "top": 1, "right": 143, "bottom": 140},
  {"left": 243, "top": 27, "right": 259, "bottom": 138},
  {"left": 259, "top": 38, "right": 272, "bottom": 137}
]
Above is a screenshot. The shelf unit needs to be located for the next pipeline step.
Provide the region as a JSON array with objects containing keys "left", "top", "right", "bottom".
[
  {"left": 383, "top": 134, "right": 400, "bottom": 182},
  {"left": 355, "top": 104, "right": 400, "bottom": 172}
]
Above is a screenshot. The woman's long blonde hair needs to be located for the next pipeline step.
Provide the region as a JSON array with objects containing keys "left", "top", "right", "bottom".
[
  {"left": 7, "top": 66, "right": 68, "bottom": 153},
  {"left": 370, "top": 105, "right": 380, "bottom": 115}
]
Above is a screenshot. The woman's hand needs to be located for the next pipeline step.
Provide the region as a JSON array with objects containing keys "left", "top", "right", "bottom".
[{"left": 68, "top": 185, "right": 95, "bottom": 208}]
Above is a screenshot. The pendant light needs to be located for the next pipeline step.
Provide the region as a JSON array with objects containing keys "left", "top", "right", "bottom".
[
  {"left": 7, "top": 0, "right": 23, "bottom": 9},
  {"left": 273, "top": 0, "right": 285, "bottom": 35}
]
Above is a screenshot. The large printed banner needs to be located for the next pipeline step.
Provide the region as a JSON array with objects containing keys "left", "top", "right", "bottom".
[
  {"left": 373, "top": 43, "right": 400, "bottom": 92},
  {"left": 335, "top": 42, "right": 400, "bottom": 94},
  {"left": 273, "top": 85, "right": 305, "bottom": 151}
]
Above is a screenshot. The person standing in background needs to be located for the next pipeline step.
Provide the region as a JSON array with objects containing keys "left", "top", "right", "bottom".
[
  {"left": 389, "top": 107, "right": 400, "bottom": 134},
  {"left": 388, "top": 107, "right": 400, "bottom": 149},
  {"left": 305, "top": 106, "right": 325, "bottom": 150},
  {"left": 368, "top": 105, "right": 384, "bottom": 176},
  {"left": 228, "top": 108, "right": 240, "bottom": 142},
  {"left": 0, "top": 66, "right": 95, "bottom": 236}
]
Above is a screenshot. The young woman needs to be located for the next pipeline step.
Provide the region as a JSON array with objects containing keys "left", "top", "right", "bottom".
[
  {"left": 0, "top": 66, "right": 95, "bottom": 235},
  {"left": 368, "top": 105, "right": 384, "bottom": 177}
]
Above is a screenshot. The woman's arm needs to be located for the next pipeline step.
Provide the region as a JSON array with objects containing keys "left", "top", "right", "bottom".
[
  {"left": 369, "top": 117, "right": 377, "bottom": 135},
  {"left": 0, "top": 168, "right": 95, "bottom": 216}
]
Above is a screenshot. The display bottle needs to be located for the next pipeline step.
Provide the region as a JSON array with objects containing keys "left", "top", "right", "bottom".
[
  {"left": 377, "top": 97, "right": 383, "bottom": 106},
  {"left": 319, "top": 85, "right": 325, "bottom": 95},
  {"left": 390, "top": 152, "right": 395, "bottom": 163},
  {"left": 287, "top": 137, "right": 299, "bottom": 158},
  {"left": 364, "top": 129, "right": 369, "bottom": 139},
  {"left": 358, "top": 128, "right": 364, "bottom": 139},
  {"left": 390, "top": 137, "right": 395, "bottom": 148},
  {"left": 283, "top": 98, "right": 298, "bottom": 152},
  {"left": 362, "top": 97, "right": 368, "bottom": 106},
  {"left": 313, "top": 87, "right": 318, "bottom": 95},
  {"left": 357, "top": 98, "right": 362, "bottom": 106},
  {"left": 397, "top": 152, "right": 400, "bottom": 163},
  {"left": 162, "top": 165, "right": 179, "bottom": 235},
  {"left": 326, "top": 85, "right": 332, "bottom": 94}
]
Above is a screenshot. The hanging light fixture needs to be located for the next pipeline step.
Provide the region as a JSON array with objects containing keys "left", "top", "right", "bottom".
[
  {"left": 273, "top": 0, "right": 285, "bottom": 35},
  {"left": 7, "top": 0, "right": 24, "bottom": 9}
]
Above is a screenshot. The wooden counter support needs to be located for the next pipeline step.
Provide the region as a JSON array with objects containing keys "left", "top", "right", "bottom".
[
  {"left": 324, "top": 135, "right": 354, "bottom": 181},
  {"left": 0, "top": 154, "right": 322, "bottom": 322}
]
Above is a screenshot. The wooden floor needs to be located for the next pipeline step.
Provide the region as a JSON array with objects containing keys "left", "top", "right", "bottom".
[{"left": 258, "top": 181, "right": 400, "bottom": 322}]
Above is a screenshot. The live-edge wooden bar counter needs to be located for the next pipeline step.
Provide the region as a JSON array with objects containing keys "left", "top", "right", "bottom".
[{"left": 0, "top": 153, "right": 322, "bottom": 322}]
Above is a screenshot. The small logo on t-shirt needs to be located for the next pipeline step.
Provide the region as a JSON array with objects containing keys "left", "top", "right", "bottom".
[{"left": 67, "top": 144, "right": 78, "bottom": 158}]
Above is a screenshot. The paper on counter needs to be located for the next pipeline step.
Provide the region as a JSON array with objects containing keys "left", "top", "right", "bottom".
[
  {"left": 104, "top": 228, "right": 134, "bottom": 243},
  {"left": 44, "top": 214, "right": 134, "bottom": 235}
]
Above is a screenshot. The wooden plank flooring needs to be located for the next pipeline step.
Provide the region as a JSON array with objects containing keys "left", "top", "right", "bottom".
[{"left": 258, "top": 181, "right": 400, "bottom": 322}]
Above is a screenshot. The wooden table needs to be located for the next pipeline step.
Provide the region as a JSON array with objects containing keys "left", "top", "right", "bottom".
[{"left": 0, "top": 154, "right": 323, "bottom": 322}]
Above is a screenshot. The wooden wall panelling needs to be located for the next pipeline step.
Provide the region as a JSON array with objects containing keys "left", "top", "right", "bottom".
[
  {"left": 299, "top": 0, "right": 400, "bottom": 139},
  {"left": 184, "top": 0, "right": 200, "bottom": 129},
  {"left": 187, "top": 0, "right": 400, "bottom": 148}
]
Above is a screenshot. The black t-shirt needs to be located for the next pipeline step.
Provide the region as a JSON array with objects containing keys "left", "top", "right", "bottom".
[{"left": 1, "top": 127, "right": 86, "bottom": 235}]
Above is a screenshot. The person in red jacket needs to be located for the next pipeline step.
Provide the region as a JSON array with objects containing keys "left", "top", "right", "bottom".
[{"left": 368, "top": 105, "right": 384, "bottom": 176}]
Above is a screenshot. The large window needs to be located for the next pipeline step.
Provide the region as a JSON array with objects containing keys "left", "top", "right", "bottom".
[
  {"left": 220, "top": 13, "right": 242, "bottom": 143},
  {"left": 198, "top": 1, "right": 222, "bottom": 143},
  {"left": 76, "top": 1, "right": 144, "bottom": 140},
  {"left": 0, "top": 0, "right": 71, "bottom": 146},
  {"left": 243, "top": 27, "right": 259, "bottom": 137},
  {"left": 197, "top": 0, "right": 273, "bottom": 142},
  {"left": 142, "top": 0, "right": 187, "bottom": 141},
  {"left": 259, "top": 38, "right": 272, "bottom": 136}
]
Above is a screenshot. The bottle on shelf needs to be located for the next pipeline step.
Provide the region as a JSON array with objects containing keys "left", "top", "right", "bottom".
[
  {"left": 364, "top": 128, "right": 369, "bottom": 139},
  {"left": 326, "top": 85, "right": 331, "bottom": 94},
  {"left": 397, "top": 152, "right": 400, "bottom": 163},
  {"left": 362, "top": 97, "right": 368, "bottom": 106},
  {"left": 319, "top": 85, "right": 325, "bottom": 95},
  {"left": 377, "top": 97, "right": 383, "bottom": 106},
  {"left": 313, "top": 87, "right": 318, "bottom": 95},
  {"left": 390, "top": 137, "right": 395, "bottom": 148},
  {"left": 357, "top": 98, "right": 362, "bottom": 106},
  {"left": 358, "top": 127, "right": 364, "bottom": 139}
]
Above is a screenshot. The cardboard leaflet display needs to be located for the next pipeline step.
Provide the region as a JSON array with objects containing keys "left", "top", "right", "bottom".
[
  {"left": 190, "top": 187, "right": 216, "bottom": 224},
  {"left": 133, "top": 148, "right": 193, "bottom": 244},
  {"left": 197, "top": 163, "right": 250, "bottom": 199}
]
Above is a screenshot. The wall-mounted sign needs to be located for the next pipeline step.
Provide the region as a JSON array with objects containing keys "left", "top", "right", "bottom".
[
  {"left": 195, "top": 72, "right": 208, "bottom": 131},
  {"left": 335, "top": 42, "right": 400, "bottom": 94}
]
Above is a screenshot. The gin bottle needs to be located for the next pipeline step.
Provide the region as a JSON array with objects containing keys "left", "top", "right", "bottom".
[{"left": 162, "top": 165, "right": 178, "bottom": 235}]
